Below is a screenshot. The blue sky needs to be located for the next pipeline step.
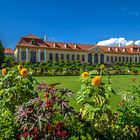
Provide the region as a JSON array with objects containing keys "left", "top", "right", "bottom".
[{"left": 0, "top": 0, "right": 140, "bottom": 49}]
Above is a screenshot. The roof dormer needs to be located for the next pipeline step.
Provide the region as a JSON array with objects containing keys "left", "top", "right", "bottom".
[
  {"left": 54, "top": 43, "right": 57, "bottom": 47},
  {"left": 115, "top": 48, "right": 118, "bottom": 51},
  {"left": 64, "top": 44, "right": 69, "bottom": 48},
  {"left": 130, "top": 47, "right": 133, "bottom": 52},
  {"left": 74, "top": 44, "right": 78, "bottom": 48},
  {"left": 30, "top": 39, "right": 35, "bottom": 45},
  {"left": 123, "top": 48, "right": 126, "bottom": 52},
  {"left": 108, "top": 47, "right": 111, "bottom": 51}
]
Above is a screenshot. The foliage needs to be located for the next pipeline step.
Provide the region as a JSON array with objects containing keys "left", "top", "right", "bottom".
[
  {"left": 0, "top": 66, "right": 38, "bottom": 139},
  {"left": 77, "top": 66, "right": 140, "bottom": 139},
  {"left": 15, "top": 82, "right": 74, "bottom": 139},
  {"left": 0, "top": 40, "right": 5, "bottom": 66},
  {"left": 0, "top": 66, "right": 38, "bottom": 112}
]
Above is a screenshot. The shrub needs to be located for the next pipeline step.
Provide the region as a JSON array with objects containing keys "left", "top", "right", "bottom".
[
  {"left": 15, "top": 82, "right": 74, "bottom": 139},
  {"left": 0, "top": 66, "right": 38, "bottom": 139}
]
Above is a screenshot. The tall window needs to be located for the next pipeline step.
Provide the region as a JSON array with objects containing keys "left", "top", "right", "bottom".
[
  {"left": 40, "top": 52, "right": 44, "bottom": 60},
  {"left": 21, "top": 51, "right": 26, "bottom": 60},
  {"left": 72, "top": 54, "right": 75, "bottom": 61},
  {"left": 49, "top": 53, "right": 53, "bottom": 61},
  {"left": 82, "top": 55, "right": 85, "bottom": 61},
  {"left": 88, "top": 53, "right": 92, "bottom": 63},
  {"left": 111, "top": 56, "right": 113, "bottom": 62},
  {"left": 107, "top": 56, "right": 109, "bottom": 62},
  {"left": 122, "top": 57, "right": 125, "bottom": 62},
  {"left": 55, "top": 54, "right": 59, "bottom": 61},
  {"left": 61, "top": 54, "right": 64, "bottom": 60},
  {"left": 119, "top": 57, "right": 121, "bottom": 62},
  {"left": 66, "top": 54, "right": 69, "bottom": 60},
  {"left": 130, "top": 57, "right": 132, "bottom": 62},
  {"left": 94, "top": 53, "right": 98, "bottom": 63},
  {"left": 126, "top": 57, "right": 128, "bottom": 62},
  {"left": 135, "top": 57, "right": 137, "bottom": 63},
  {"left": 77, "top": 55, "right": 80, "bottom": 60},
  {"left": 115, "top": 56, "right": 117, "bottom": 62},
  {"left": 100, "top": 54, "right": 104, "bottom": 64}
]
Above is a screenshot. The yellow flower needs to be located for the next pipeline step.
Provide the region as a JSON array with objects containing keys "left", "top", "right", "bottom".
[
  {"left": 1, "top": 68, "right": 6, "bottom": 76},
  {"left": 17, "top": 65, "right": 23, "bottom": 71},
  {"left": 82, "top": 72, "right": 89, "bottom": 79},
  {"left": 20, "top": 68, "right": 28, "bottom": 77},
  {"left": 92, "top": 76, "right": 102, "bottom": 86}
]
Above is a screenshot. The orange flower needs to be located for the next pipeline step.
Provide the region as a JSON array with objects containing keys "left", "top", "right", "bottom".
[
  {"left": 92, "top": 76, "right": 102, "bottom": 86},
  {"left": 20, "top": 68, "right": 28, "bottom": 77},
  {"left": 131, "top": 77, "right": 136, "bottom": 82},
  {"left": 1, "top": 68, "right": 6, "bottom": 76},
  {"left": 82, "top": 72, "right": 89, "bottom": 79}
]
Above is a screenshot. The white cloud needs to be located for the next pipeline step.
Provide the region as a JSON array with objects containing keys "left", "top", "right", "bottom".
[{"left": 97, "top": 38, "right": 140, "bottom": 47}]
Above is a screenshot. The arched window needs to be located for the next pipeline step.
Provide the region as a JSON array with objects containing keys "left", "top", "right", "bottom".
[
  {"left": 94, "top": 53, "right": 98, "bottom": 64},
  {"left": 31, "top": 40, "right": 36, "bottom": 45},
  {"left": 100, "top": 54, "right": 104, "bottom": 64},
  {"left": 88, "top": 53, "right": 92, "bottom": 63},
  {"left": 130, "top": 57, "right": 132, "bottom": 62}
]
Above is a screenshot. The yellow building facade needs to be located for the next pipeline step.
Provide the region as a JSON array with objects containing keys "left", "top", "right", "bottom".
[{"left": 14, "top": 34, "right": 140, "bottom": 64}]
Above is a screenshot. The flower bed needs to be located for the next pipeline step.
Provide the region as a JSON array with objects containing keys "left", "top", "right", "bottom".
[{"left": 0, "top": 65, "right": 140, "bottom": 139}]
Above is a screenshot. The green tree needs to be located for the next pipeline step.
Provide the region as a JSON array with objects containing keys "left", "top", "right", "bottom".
[{"left": 0, "top": 41, "right": 5, "bottom": 66}]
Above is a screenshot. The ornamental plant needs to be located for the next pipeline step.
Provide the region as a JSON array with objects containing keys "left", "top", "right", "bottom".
[
  {"left": 0, "top": 65, "right": 38, "bottom": 112},
  {"left": 77, "top": 66, "right": 140, "bottom": 139},
  {"left": 77, "top": 67, "right": 116, "bottom": 139},
  {"left": 15, "top": 82, "right": 74, "bottom": 140},
  {"left": 0, "top": 66, "right": 38, "bottom": 139}
]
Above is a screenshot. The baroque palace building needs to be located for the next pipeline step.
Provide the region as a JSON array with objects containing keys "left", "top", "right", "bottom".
[{"left": 14, "top": 34, "right": 140, "bottom": 64}]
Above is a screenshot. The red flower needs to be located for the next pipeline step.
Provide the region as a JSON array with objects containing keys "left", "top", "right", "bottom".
[
  {"left": 47, "top": 123, "right": 55, "bottom": 132},
  {"left": 18, "top": 132, "right": 30, "bottom": 139},
  {"left": 55, "top": 122, "right": 64, "bottom": 130},
  {"left": 46, "top": 100, "right": 53, "bottom": 108},
  {"left": 57, "top": 130, "right": 68, "bottom": 139},
  {"left": 131, "top": 77, "right": 136, "bottom": 82}
]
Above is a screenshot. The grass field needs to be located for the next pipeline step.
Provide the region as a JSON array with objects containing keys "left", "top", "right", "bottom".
[{"left": 35, "top": 75, "right": 139, "bottom": 110}]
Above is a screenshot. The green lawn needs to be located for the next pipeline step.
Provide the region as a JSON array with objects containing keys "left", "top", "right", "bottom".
[{"left": 35, "top": 75, "right": 139, "bottom": 110}]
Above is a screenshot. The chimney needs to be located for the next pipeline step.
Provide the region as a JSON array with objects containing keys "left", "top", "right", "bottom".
[
  {"left": 44, "top": 35, "right": 47, "bottom": 41},
  {"left": 119, "top": 42, "right": 121, "bottom": 48}
]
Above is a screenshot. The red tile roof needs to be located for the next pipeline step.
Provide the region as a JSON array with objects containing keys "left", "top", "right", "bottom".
[
  {"left": 16, "top": 34, "right": 140, "bottom": 54},
  {"left": 22, "top": 34, "right": 41, "bottom": 39},
  {"left": 97, "top": 45, "right": 140, "bottom": 54},
  {"left": 4, "top": 48, "right": 14, "bottom": 54}
]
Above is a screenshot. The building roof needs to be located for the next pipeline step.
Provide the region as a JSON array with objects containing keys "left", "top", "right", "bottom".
[
  {"left": 4, "top": 48, "right": 14, "bottom": 54},
  {"left": 97, "top": 45, "right": 140, "bottom": 54},
  {"left": 17, "top": 34, "right": 93, "bottom": 52},
  {"left": 17, "top": 34, "right": 140, "bottom": 54},
  {"left": 22, "top": 34, "right": 41, "bottom": 39}
]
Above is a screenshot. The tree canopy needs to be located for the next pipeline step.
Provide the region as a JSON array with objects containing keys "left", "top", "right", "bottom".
[{"left": 0, "top": 41, "right": 5, "bottom": 66}]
